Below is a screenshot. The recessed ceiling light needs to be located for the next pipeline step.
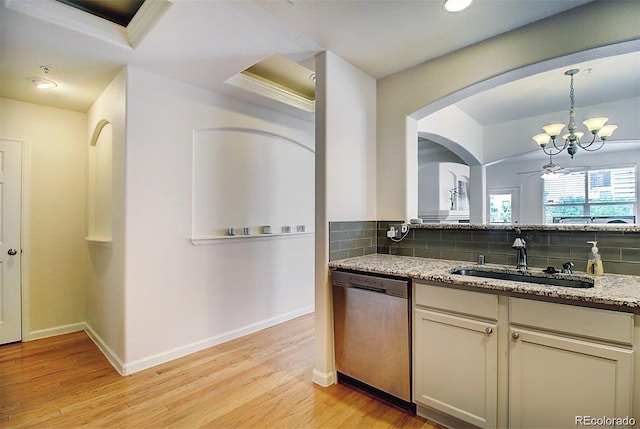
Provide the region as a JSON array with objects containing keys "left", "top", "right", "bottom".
[
  {"left": 29, "top": 65, "right": 58, "bottom": 89},
  {"left": 30, "top": 78, "right": 58, "bottom": 89},
  {"left": 443, "top": 0, "right": 473, "bottom": 12}
]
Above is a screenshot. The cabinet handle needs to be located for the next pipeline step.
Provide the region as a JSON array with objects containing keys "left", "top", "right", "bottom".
[
  {"left": 511, "top": 331, "right": 520, "bottom": 340},
  {"left": 485, "top": 327, "right": 493, "bottom": 335}
]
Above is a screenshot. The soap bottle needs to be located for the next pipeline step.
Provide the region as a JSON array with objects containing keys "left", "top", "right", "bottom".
[{"left": 586, "top": 241, "right": 604, "bottom": 276}]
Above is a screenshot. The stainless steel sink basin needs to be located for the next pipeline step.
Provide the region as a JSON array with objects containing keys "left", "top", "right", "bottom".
[{"left": 451, "top": 268, "right": 594, "bottom": 288}]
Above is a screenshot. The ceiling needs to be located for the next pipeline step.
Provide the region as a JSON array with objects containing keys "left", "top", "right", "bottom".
[
  {"left": 456, "top": 50, "right": 640, "bottom": 127},
  {"left": 1, "top": 0, "right": 633, "bottom": 125}
]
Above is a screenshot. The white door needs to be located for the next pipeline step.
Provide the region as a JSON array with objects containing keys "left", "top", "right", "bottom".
[
  {"left": 414, "top": 308, "right": 498, "bottom": 428},
  {"left": 487, "top": 186, "right": 521, "bottom": 224},
  {"left": 0, "top": 138, "right": 22, "bottom": 344},
  {"left": 509, "top": 327, "right": 633, "bottom": 428}
]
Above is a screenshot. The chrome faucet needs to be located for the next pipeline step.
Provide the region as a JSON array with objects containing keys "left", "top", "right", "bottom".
[
  {"left": 562, "top": 261, "right": 574, "bottom": 274},
  {"left": 512, "top": 228, "right": 527, "bottom": 271}
]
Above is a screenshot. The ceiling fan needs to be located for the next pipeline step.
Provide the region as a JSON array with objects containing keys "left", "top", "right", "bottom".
[{"left": 517, "top": 152, "right": 586, "bottom": 179}]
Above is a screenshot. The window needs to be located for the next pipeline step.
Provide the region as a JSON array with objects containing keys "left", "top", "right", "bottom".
[
  {"left": 489, "top": 194, "right": 512, "bottom": 223},
  {"left": 488, "top": 186, "right": 520, "bottom": 224},
  {"left": 543, "top": 166, "right": 637, "bottom": 224}
]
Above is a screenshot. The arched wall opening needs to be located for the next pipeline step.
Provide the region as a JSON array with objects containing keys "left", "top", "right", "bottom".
[
  {"left": 408, "top": 40, "right": 640, "bottom": 224},
  {"left": 88, "top": 119, "right": 113, "bottom": 242}
]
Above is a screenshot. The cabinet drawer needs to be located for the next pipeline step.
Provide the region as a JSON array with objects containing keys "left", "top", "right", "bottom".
[
  {"left": 414, "top": 281, "right": 498, "bottom": 320},
  {"left": 509, "top": 298, "right": 633, "bottom": 345}
]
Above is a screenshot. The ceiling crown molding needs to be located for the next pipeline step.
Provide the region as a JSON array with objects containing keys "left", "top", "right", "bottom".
[
  {"left": 4, "top": 0, "right": 170, "bottom": 48},
  {"left": 225, "top": 72, "right": 316, "bottom": 113}
]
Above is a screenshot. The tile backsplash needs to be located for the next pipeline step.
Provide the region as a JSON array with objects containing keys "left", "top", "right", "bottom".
[
  {"left": 377, "top": 224, "right": 640, "bottom": 276},
  {"left": 329, "top": 220, "right": 639, "bottom": 276},
  {"left": 329, "top": 221, "right": 377, "bottom": 261}
]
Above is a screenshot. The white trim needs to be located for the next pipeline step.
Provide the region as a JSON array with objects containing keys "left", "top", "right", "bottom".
[
  {"left": 122, "top": 306, "right": 314, "bottom": 375},
  {"left": 225, "top": 73, "right": 316, "bottom": 113},
  {"left": 4, "top": 0, "right": 170, "bottom": 48},
  {"left": 84, "top": 323, "right": 127, "bottom": 375},
  {"left": 126, "top": 0, "right": 172, "bottom": 47},
  {"left": 21, "top": 138, "right": 31, "bottom": 343},
  {"left": 84, "top": 323, "right": 126, "bottom": 375},
  {"left": 26, "top": 322, "right": 85, "bottom": 341},
  {"left": 312, "top": 368, "right": 336, "bottom": 387}
]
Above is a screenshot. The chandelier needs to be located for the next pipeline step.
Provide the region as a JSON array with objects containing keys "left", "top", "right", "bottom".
[{"left": 532, "top": 69, "right": 617, "bottom": 159}]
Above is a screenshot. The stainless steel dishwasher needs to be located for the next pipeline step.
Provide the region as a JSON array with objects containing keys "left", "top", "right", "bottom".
[{"left": 332, "top": 270, "right": 412, "bottom": 408}]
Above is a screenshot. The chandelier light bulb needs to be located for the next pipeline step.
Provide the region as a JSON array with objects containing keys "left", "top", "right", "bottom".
[
  {"left": 597, "top": 124, "right": 617, "bottom": 139},
  {"left": 542, "top": 123, "right": 565, "bottom": 138},
  {"left": 532, "top": 134, "right": 551, "bottom": 146},
  {"left": 583, "top": 117, "right": 609, "bottom": 134}
]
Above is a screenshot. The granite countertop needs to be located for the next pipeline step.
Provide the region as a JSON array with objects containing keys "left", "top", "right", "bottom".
[
  {"left": 328, "top": 254, "right": 640, "bottom": 312},
  {"left": 407, "top": 223, "right": 640, "bottom": 233}
]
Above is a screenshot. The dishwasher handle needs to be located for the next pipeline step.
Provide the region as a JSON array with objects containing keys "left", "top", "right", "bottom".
[
  {"left": 332, "top": 270, "right": 409, "bottom": 299},
  {"left": 350, "top": 283, "right": 386, "bottom": 294}
]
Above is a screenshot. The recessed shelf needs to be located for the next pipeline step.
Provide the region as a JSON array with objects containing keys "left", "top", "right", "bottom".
[
  {"left": 191, "top": 231, "right": 313, "bottom": 246},
  {"left": 85, "top": 236, "right": 112, "bottom": 246}
]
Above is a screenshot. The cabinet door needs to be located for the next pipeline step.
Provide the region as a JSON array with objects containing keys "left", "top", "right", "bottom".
[
  {"left": 509, "top": 327, "right": 633, "bottom": 429},
  {"left": 414, "top": 308, "right": 498, "bottom": 428}
]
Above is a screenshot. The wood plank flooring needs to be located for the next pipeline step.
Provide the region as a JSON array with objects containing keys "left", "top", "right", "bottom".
[{"left": 1, "top": 314, "right": 444, "bottom": 428}]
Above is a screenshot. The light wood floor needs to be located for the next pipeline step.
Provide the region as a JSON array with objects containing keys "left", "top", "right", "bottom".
[{"left": 1, "top": 314, "right": 444, "bottom": 428}]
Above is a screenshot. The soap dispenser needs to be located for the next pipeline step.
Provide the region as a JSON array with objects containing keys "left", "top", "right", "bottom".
[{"left": 586, "top": 241, "right": 604, "bottom": 276}]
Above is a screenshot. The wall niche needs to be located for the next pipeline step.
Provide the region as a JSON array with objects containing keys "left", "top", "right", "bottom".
[
  {"left": 191, "top": 127, "right": 314, "bottom": 242},
  {"left": 87, "top": 119, "right": 113, "bottom": 244}
]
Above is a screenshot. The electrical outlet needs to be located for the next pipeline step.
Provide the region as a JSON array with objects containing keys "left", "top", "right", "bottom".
[{"left": 388, "top": 224, "right": 402, "bottom": 239}]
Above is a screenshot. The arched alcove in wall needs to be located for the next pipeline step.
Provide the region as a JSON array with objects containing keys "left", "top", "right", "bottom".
[
  {"left": 417, "top": 132, "right": 474, "bottom": 223},
  {"left": 88, "top": 119, "right": 113, "bottom": 242},
  {"left": 191, "top": 127, "right": 314, "bottom": 240}
]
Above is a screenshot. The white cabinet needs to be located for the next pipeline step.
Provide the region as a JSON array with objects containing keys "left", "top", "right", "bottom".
[
  {"left": 509, "top": 298, "right": 634, "bottom": 429},
  {"left": 413, "top": 282, "right": 636, "bottom": 429},
  {"left": 413, "top": 282, "right": 498, "bottom": 428}
]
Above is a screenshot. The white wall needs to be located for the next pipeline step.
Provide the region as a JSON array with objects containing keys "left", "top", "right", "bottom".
[
  {"left": 123, "top": 67, "right": 315, "bottom": 373},
  {"left": 0, "top": 98, "right": 86, "bottom": 340},
  {"left": 418, "top": 105, "right": 483, "bottom": 164},
  {"left": 314, "top": 51, "right": 377, "bottom": 386},
  {"left": 377, "top": 1, "right": 640, "bottom": 221},
  {"left": 85, "top": 68, "right": 127, "bottom": 369}
]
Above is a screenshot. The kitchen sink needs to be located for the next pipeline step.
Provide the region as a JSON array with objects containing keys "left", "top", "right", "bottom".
[{"left": 451, "top": 268, "right": 594, "bottom": 288}]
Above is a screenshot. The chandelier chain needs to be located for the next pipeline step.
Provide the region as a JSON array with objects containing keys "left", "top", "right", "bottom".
[{"left": 569, "top": 73, "right": 575, "bottom": 109}]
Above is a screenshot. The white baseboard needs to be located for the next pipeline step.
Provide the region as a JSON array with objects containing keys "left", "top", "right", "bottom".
[
  {"left": 122, "top": 305, "right": 314, "bottom": 375},
  {"left": 26, "top": 322, "right": 85, "bottom": 341},
  {"left": 22, "top": 307, "right": 314, "bottom": 377},
  {"left": 84, "top": 323, "right": 126, "bottom": 375},
  {"left": 312, "top": 368, "right": 336, "bottom": 387}
]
